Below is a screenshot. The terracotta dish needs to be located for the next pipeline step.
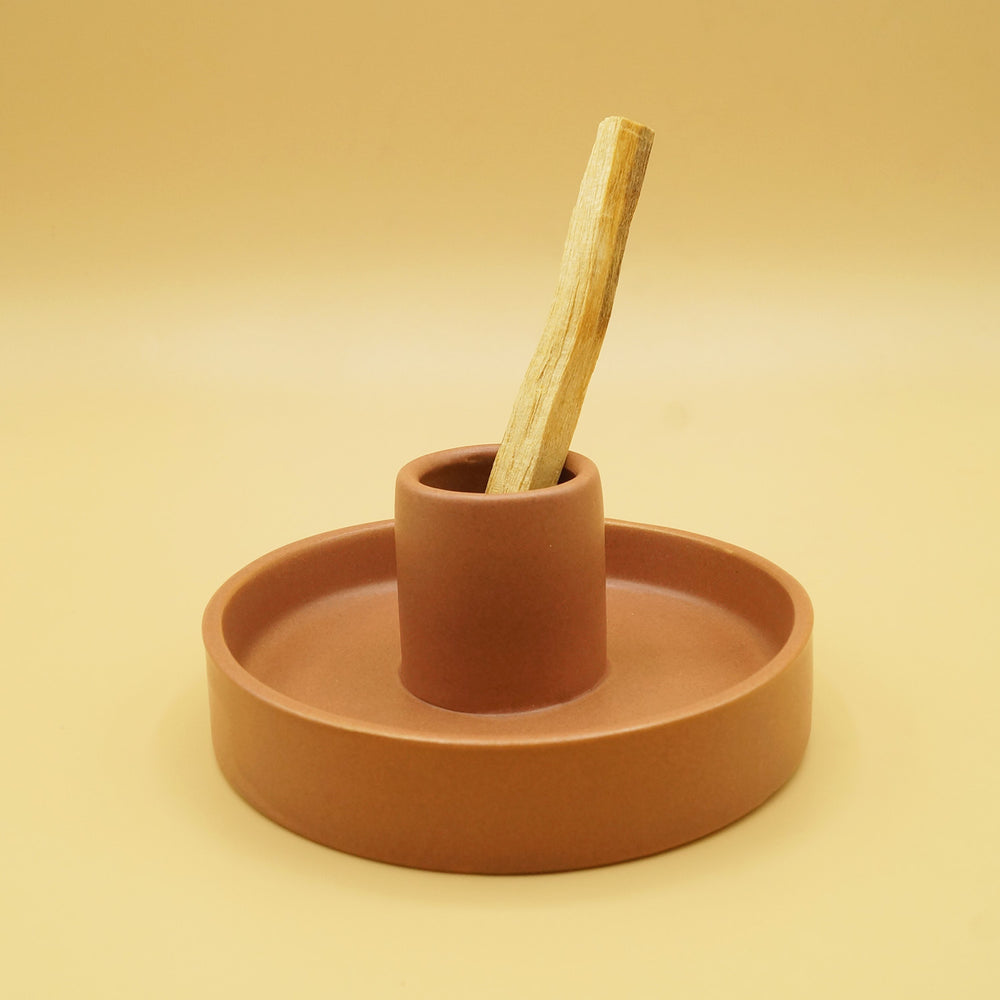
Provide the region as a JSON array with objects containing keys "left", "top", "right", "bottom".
[{"left": 204, "top": 445, "right": 812, "bottom": 873}]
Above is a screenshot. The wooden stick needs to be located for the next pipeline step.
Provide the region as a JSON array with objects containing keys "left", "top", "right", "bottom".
[{"left": 486, "top": 116, "right": 654, "bottom": 493}]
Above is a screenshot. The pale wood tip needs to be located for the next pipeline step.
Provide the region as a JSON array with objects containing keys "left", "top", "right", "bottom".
[{"left": 599, "top": 115, "right": 654, "bottom": 142}]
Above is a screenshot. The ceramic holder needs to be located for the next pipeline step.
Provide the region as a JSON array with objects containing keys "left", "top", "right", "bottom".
[
  {"left": 396, "top": 447, "right": 606, "bottom": 713},
  {"left": 204, "top": 444, "right": 813, "bottom": 874}
]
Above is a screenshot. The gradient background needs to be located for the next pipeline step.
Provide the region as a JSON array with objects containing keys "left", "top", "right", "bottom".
[{"left": 2, "top": 2, "right": 998, "bottom": 997}]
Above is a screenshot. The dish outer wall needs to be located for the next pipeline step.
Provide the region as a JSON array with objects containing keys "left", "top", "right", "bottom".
[{"left": 204, "top": 519, "right": 813, "bottom": 874}]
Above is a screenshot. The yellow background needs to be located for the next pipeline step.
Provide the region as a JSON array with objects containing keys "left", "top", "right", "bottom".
[{"left": 3, "top": 1, "right": 997, "bottom": 996}]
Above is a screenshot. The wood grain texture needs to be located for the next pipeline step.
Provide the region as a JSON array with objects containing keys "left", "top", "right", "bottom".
[{"left": 486, "top": 116, "right": 654, "bottom": 493}]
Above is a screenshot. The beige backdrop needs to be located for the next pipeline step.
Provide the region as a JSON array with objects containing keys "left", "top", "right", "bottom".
[{"left": 3, "top": 2, "right": 998, "bottom": 997}]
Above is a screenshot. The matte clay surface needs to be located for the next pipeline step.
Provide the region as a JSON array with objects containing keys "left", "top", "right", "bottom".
[
  {"left": 205, "top": 517, "right": 812, "bottom": 873},
  {"left": 396, "top": 447, "right": 607, "bottom": 713}
]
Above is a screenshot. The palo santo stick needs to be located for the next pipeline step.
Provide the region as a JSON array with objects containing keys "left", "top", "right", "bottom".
[{"left": 486, "top": 116, "right": 654, "bottom": 493}]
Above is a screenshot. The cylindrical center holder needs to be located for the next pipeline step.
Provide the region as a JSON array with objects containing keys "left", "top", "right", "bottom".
[{"left": 395, "top": 444, "right": 607, "bottom": 714}]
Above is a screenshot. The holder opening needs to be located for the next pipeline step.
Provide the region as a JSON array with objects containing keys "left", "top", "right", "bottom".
[{"left": 419, "top": 453, "right": 575, "bottom": 494}]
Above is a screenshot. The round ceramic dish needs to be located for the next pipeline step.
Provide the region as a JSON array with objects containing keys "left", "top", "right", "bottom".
[{"left": 204, "top": 481, "right": 813, "bottom": 874}]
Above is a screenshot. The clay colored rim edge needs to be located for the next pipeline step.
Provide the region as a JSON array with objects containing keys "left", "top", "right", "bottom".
[
  {"left": 202, "top": 519, "right": 813, "bottom": 744},
  {"left": 397, "top": 443, "right": 598, "bottom": 500}
]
